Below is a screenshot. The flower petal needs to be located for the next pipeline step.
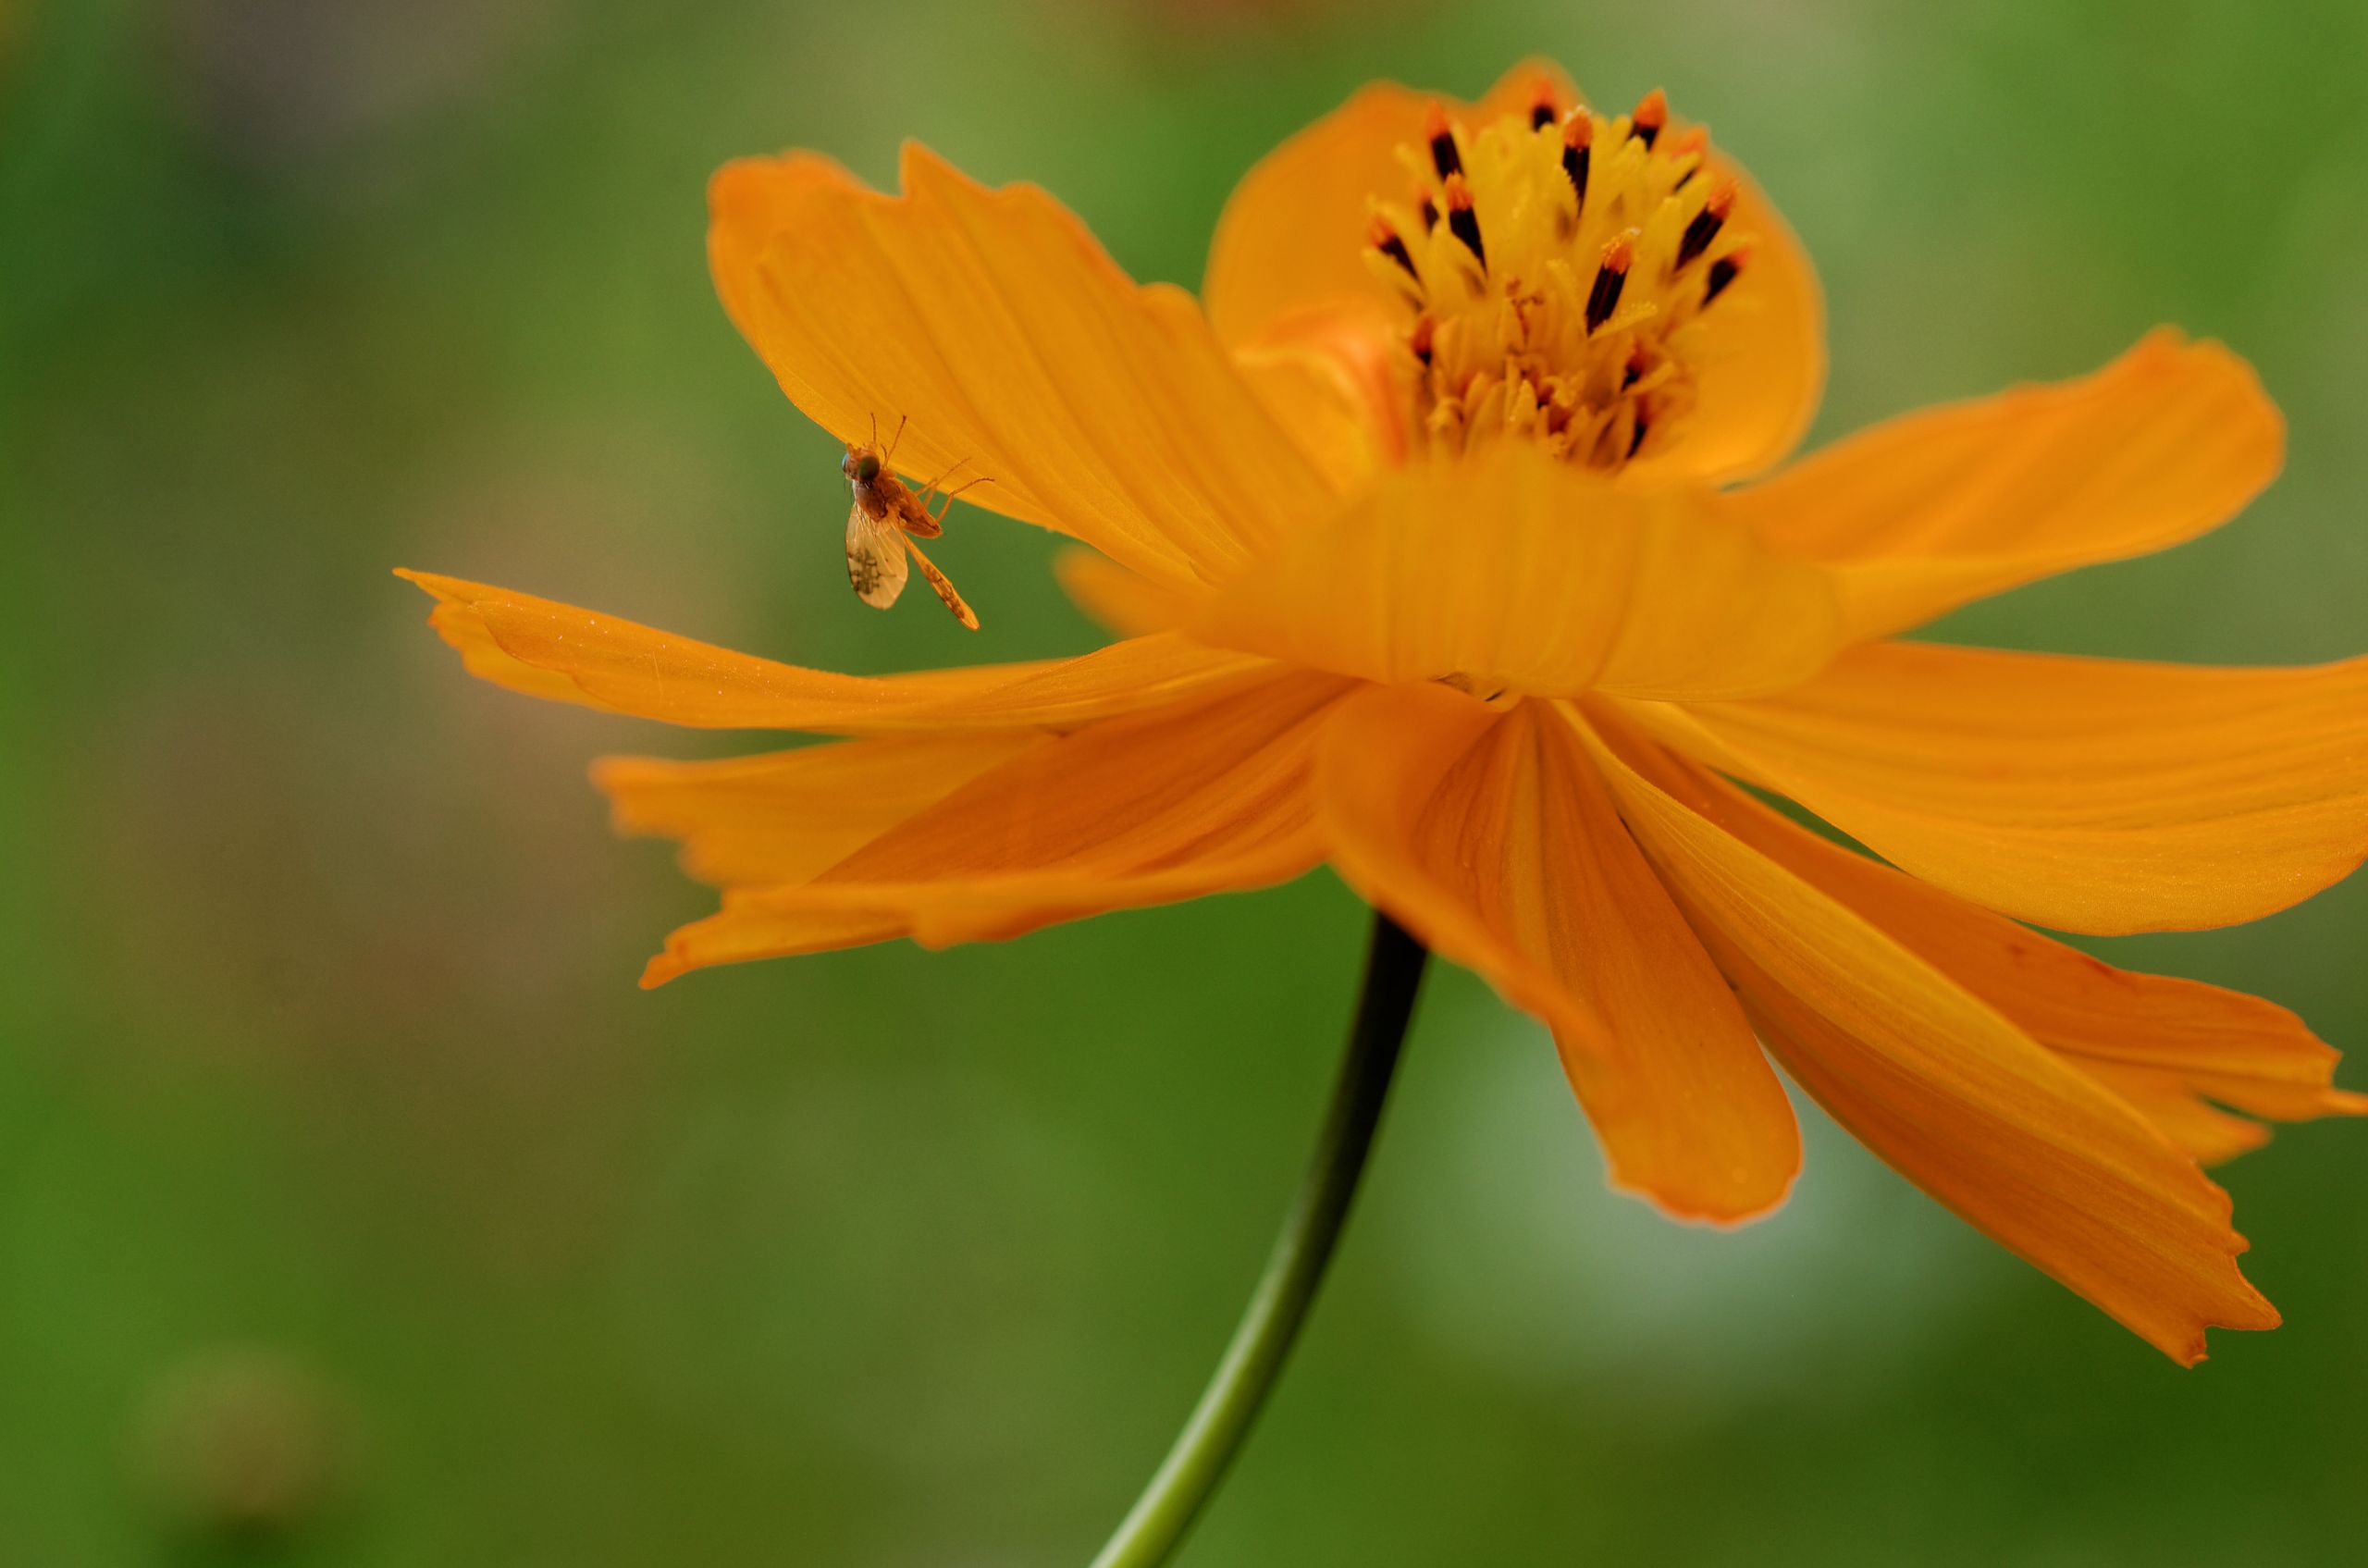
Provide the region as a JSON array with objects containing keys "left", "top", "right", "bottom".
[
  {"left": 2077, "top": 1065, "right": 2276, "bottom": 1167},
  {"left": 1663, "top": 753, "right": 2365, "bottom": 1162},
  {"left": 1577, "top": 716, "right": 2277, "bottom": 1363},
  {"left": 709, "top": 147, "right": 852, "bottom": 352},
  {"left": 1724, "top": 332, "right": 2284, "bottom": 637},
  {"left": 1627, "top": 640, "right": 2368, "bottom": 933},
  {"left": 1314, "top": 685, "right": 1798, "bottom": 1222},
  {"left": 1189, "top": 442, "right": 1847, "bottom": 700},
  {"left": 709, "top": 145, "right": 1330, "bottom": 586},
  {"left": 594, "top": 731, "right": 1046, "bottom": 888},
  {"left": 1053, "top": 548, "right": 1203, "bottom": 638},
  {"left": 639, "top": 671, "right": 1350, "bottom": 984},
  {"left": 1204, "top": 63, "right": 1821, "bottom": 483},
  {"left": 1230, "top": 300, "right": 1409, "bottom": 490},
  {"left": 398, "top": 570, "right": 1275, "bottom": 733}
]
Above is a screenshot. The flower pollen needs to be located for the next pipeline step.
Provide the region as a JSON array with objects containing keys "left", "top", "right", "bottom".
[{"left": 1363, "top": 85, "right": 1760, "bottom": 470}]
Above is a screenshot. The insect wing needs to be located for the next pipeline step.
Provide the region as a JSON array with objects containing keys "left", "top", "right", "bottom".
[{"left": 845, "top": 498, "right": 909, "bottom": 609}]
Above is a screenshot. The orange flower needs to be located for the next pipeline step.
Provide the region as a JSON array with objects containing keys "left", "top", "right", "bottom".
[{"left": 401, "top": 62, "right": 2368, "bottom": 1363}]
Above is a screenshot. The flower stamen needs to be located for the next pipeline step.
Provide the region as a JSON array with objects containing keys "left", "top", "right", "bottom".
[
  {"left": 1665, "top": 126, "right": 1710, "bottom": 189},
  {"left": 1363, "top": 84, "right": 1764, "bottom": 470},
  {"left": 1423, "top": 103, "right": 1462, "bottom": 179},
  {"left": 1706, "top": 246, "right": 1748, "bottom": 305},
  {"left": 1442, "top": 173, "right": 1486, "bottom": 268},
  {"left": 1631, "top": 87, "right": 1668, "bottom": 150},
  {"left": 1527, "top": 77, "right": 1560, "bottom": 131},
  {"left": 1560, "top": 109, "right": 1593, "bottom": 211},
  {"left": 1675, "top": 180, "right": 1736, "bottom": 271},
  {"left": 1410, "top": 315, "right": 1436, "bottom": 367},
  {"left": 1369, "top": 215, "right": 1421, "bottom": 283},
  {"left": 1586, "top": 230, "right": 1634, "bottom": 332}
]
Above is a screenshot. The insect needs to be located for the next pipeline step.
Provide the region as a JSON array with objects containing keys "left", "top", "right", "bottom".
[{"left": 840, "top": 415, "right": 986, "bottom": 630}]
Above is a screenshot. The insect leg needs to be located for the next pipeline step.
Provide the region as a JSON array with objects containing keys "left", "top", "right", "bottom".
[
  {"left": 931, "top": 474, "right": 992, "bottom": 527},
  {"left": 901, "top": 534, "right": 980, "bottom": 630},
  {"left": 912, "top": 456, "right": 972, "bottom": 512}
]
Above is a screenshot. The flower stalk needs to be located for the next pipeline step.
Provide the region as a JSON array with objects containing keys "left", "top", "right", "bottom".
[{"left": 1088, "top": 911, "right": 1428, "bottom": 1568}]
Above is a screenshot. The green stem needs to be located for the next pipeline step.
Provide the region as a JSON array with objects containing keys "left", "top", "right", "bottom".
[{"left": 1087, "top": 912, "right": 1429, "bottom": 1568}]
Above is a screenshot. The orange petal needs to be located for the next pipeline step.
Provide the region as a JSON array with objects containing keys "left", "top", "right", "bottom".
[
  {"left": 1053, "top": 549, "right": 1203, "bottom": 638},
  {"left": 1230, "top": 300, "right": 1409, "bottom": 491},
  {"left": 1314, "top": 685, "right": 1798, "bottom": 1222},
  {"left": 2077, "top": 1065, "right": 2276, "bottom": 1167},
  {"left": 709, "top": 145, "right": 1331, "bottom": 587},
  {"left": 414, "top": 585, "right": 616, "bottom": 713},
  {"left": 398, "top": 570, "right": 1275, "bottom": 733},
  {"left": 709, "top": 147, "right": 853, "bottom": 354},
  {"left": 1201, "top": 69, "right": 1544, "bottom": 348},
  {"left": 1663, "top": 752, "right": 2365, "bottom": 1162},
  {"left": 1577, "top": 716, "right": 2277, "bottom": 1363},
  {"left": 1627, "top": 639, "right": 2368, "bottom": 933},
  {"left": 640, "top": 671, "right": 1350, "bottom": 983},
  {"left": 594, "top": 731, "right": 1046, "bottom": 888},
  {"left": 1724, "top": 332, "right": 2283, "bottom": 637},
  {"left": 1189, "top": 442, "right": 1847, "bottom": 700},
  {"left": 1204, "top": 62, "right": 1821, "bottom": 483}
]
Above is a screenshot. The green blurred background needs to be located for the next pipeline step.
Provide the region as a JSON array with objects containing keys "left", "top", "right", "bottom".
[{"left": 7, "top": 0, "right": 2368, "bottom": 1562}]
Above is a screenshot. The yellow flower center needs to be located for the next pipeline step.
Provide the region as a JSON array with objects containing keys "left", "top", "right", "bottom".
[{"left": 1366, "top": 82, "right": 1754, "bottom": 471}]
